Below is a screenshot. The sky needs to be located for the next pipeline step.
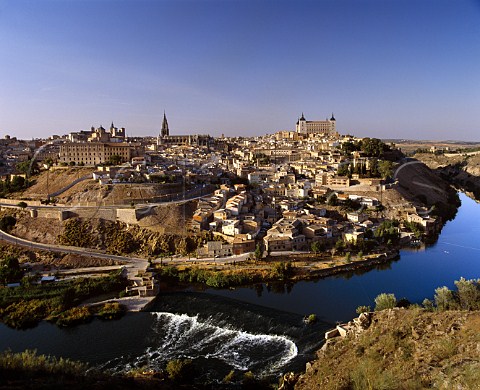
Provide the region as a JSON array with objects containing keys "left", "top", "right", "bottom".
[{"left": 0, "top": 0, "right": 479, "bottom": 141}]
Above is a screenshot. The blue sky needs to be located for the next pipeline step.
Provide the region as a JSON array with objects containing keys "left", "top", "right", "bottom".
[{"left": 1, "top": 0, "right": 479, "bottom": 140}]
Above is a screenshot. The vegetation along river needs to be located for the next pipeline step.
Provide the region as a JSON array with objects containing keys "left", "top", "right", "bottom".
[{"left": 1, "top": 192, "right": 479, "bottom": 382}]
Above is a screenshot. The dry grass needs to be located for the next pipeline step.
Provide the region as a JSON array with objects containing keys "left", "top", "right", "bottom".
[{"left": 296, "top": 310, "right": 480, "bottom": 390}]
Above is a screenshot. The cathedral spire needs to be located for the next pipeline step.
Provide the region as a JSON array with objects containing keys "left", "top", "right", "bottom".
[{"left": 161, "top": 111, "right": 169, "bottom": 137}]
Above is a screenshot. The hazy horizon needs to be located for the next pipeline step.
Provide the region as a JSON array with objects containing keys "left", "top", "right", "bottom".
[{"left": 1, "top": 0, "right": 479, "bottom": 141}]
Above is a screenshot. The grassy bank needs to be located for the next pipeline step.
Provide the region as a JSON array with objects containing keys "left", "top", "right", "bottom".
[
  {"left": 296, "top": 277, "right": 480, "bottom": 390},
  {"left": 0, "top": 270, "right": 128, "bottom": 329},
  {"left": 155, "top": 250, "right": 399, "bottom": 289}
]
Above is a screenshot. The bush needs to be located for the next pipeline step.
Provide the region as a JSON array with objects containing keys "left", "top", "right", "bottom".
[
  {"left": 422, "top": 298, "right": 434, "bottom": 311},
  {"left": 0, "top": 255, "right": 23, "bottom": 284},
  {"left": 270, "top": 261, "right": 293, "bottom": 280},
  {"left": 356, "top": 305, "right": 371, "bottom": 314},
  {"left": 374, "top": 293, "right": 397, "bottom": 311},
  {"left": 95, "top": 302, "right": 126, "bottom": 320},
  {"left": 0, "top": 215, "right": 16, "bottom": 232},
  {"left": 305, "top": 313, "right": 317, "bottom": 324},
  {"left": 55, "top": 306, "right": 92, "bottom": 327},
  {"left": 0, "top": 349, "right": 87, "bottom": 377},
  {"left": 454, "top": 277, "right": 480, "bottom": 310},
  {"left": 434, "top": 286, "right": 457, "bottom": 311},
  {"left": 165, "top": 358, "right": 194, "bottom": 382}
]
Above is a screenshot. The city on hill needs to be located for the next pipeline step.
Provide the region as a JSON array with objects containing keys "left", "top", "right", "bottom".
[{"left": 1, "top": 111, "right": 480, "bottom": 389}]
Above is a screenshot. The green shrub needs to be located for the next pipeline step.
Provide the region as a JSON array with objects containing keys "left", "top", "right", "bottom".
[
  {"left": 374, "top": 293, "right": 397, "bottom": 311},
  {"left": 434, "top": 286, "right": 457, "bottom": 311},
  {"left": 305, "top": 313, "right": 317, "bottom": 324},
  {"left": 0, "top": 349, "right": 87, "bottom": 377},
  {"left": 55, "top": 306, "right": 92, "bottom": 327},
  {"left": 0, "top": 215, "right": 16, "bottom": 232},
  {"left": 356, "top": 305, "right": 371, "bottom": 314},
  {"left": 454, "top": 277, "right": 480, "bottom": 310},
  {"left": 96, "top": 302, "right": 126, "bottom": 320},
  {"left": 345, "top": 252, "right": 351, "bottom": 262},
  {"left": 165, "top": 358, "right": 194, "bottom": 382}
]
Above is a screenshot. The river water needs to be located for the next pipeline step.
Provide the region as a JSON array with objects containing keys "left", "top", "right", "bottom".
[{"left": 1, "top": 192, "right": 479, "bottom": 382}]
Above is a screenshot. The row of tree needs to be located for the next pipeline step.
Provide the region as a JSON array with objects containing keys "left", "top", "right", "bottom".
[{"left": 357, "top": 277, "right": 480, "bottom": 313}]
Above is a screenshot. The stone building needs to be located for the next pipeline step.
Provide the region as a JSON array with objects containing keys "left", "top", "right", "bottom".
[{"left": 296, "top": 113, "right": 336, "bottom": 136}]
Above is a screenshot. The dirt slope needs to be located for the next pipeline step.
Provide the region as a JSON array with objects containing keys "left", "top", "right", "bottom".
[
  {"left": 20, "top": 167, "right": 95, "bottom": 200},
  {"left": 295, "top": 308, "right": 480, "bottom": 390}
]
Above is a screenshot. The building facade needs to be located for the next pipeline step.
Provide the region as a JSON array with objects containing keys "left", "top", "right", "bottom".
[
  {"left": 296, "top": 113, "right": 336, "bottom": 136},
  {"left": 59, "top": 142, "right": 135, "bottom": 165}
]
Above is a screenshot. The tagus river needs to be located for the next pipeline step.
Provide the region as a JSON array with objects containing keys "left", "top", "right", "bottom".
[{"left": 1, "top": 193, "right": 480, "bottom": 382}]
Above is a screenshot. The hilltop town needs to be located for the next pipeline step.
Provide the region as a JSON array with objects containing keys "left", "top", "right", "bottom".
[
  {"left": 0, "top": 114, "right": 477, "bottom": 388},
  {"left": 0, "top": 113, "right": 459, "bottom": 281}
]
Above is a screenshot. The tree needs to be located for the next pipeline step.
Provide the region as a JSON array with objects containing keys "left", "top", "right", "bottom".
[
  {"left": 327, "top": 193, "right": 338, "bottom": 206},
  {"left": 374, "top": 220, "right": 399, "bottom": 243},
  {"left": 434, "top": 286, "right": 456, "bottom": 311},
  {"left": 254, "top": 243, "right": 264, "bottom": 261},
  {"left": 44, "top": 158, "right": 54, "bottom": 168},
  {"left": 0, "top": 255, "right": 23, "bottom": 284},
  {"left": 404, "top": 221, "right": 424, "bottom": 238},
  {"left": 109, "top": 154, "right": 122, "bottom": 165},
  {"left": 374, "top": 293, "right": 397, "bottom": 311},
  {"left": 271, "top": 261, "right": 293, "bottom": 280},
  {"left": 377, "top": 160, "right": 394, "bottom": 180},
  {"left": 0, "top": 215, "right": 16, "bottom": 232},
  {"left": 334, "top": 239, "right": 345, "bottom": 254},
  {"left": 337, "top": 164, "right": 350, "bottom": 177},
  {"left": 16, "top": 159, "right": 39, "bottom": 177},
  {"left": 342, "top": 141, "right": 361, "bottom": 155},
  {"left": 360, "top": 138, "right": 390, "bottom": 157},
  {"left": 311, "top": 241, "right": 324, "bottom": 254},
  {"left": 11, "top": 175, "right": 25, "bottom": 191},
  {"left": 454, "top": 277, "right": 480, "bottom": 310}
]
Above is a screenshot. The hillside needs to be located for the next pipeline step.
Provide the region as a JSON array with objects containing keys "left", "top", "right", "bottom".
[
  {"left": 17, "top": 167, "right": 185, "bottom": 205},
  {"left": 295, "top": 308, "right": 480, "bottom": 390},
  {"left": 19, "top": 167, "right": 96, "bottom": 200},
  {"left": 415, "top": 153, "right": 480, "bottom": 200}
]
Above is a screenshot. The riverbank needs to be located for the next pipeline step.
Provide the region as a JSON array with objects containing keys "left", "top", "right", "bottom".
[
  {"left": 296, "top": 307, "right": 480, "bottom": 390},
  {"left": 153, "top": 249, "right": 400, "bottom": 290}
]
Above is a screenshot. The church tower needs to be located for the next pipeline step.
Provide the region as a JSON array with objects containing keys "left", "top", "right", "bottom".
[
  {"left": 161, "top": 111, "right": 169, "bottom": 137},
  {"left": 157, "top": 111, "right": 169, "bottom": 147}
]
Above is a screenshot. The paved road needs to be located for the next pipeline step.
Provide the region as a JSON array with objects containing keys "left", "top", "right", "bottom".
[{"left": 152, "top": 252, "right": 251, "bottom": 266}]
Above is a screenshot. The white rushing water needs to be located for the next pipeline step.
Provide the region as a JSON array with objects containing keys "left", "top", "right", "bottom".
[{"left": 101, "top": 312, "right": 298, "bottom": 377}]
